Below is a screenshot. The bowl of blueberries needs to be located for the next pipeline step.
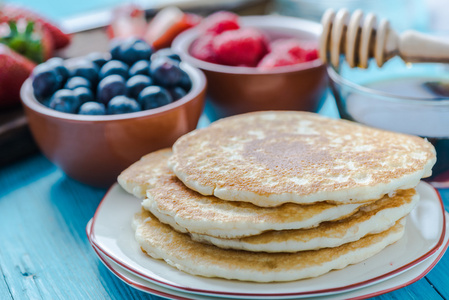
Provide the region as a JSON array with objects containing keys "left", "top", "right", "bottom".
[{"left": 21, "top": 37, "right": 206, "bottom": 188}]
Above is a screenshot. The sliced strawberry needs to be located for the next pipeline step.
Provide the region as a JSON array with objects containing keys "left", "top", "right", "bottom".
[
  {"left": 212, "top": 28, "right": 268, "bottom": 67},
  {"left": 145, "top": 7, "right": 201, "bottom": 50},
  {"left": 0, "top": 44, "right": 36, "bottom": 108},
  {"left": 200, "top": 11, "right": 239, "bottom": 35},
  {"left": 0, "top": 4, "right": 70, "bottom": 49},
  {"left": 106, "top": 4, "right": 147, "bottom": 39}
]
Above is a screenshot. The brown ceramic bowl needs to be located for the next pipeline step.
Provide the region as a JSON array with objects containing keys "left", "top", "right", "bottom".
[
  {"left": 172, "top": 15, "right": 328, "bottom": 120},
  {"left": 21, "top": 63, "right": 206, "bottom": 188}
]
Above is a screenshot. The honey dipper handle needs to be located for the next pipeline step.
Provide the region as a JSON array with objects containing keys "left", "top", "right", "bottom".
[{"left": 399, "top": 31, "right": 449, "bottom": 63}]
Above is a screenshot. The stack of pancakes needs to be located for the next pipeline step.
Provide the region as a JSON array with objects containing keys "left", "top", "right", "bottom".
[{"left": 118, "top": 111, "right": 436, "bottom": 282}]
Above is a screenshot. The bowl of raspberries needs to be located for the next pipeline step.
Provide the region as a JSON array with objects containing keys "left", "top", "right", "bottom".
[
  {"left": 173, "top": 11, "right": 328, "bottom": 119},
  {"left": 20, "top": 38, "right": 206, "bottom": 188}
]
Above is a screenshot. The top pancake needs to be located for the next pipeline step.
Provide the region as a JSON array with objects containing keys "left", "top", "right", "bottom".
[{"left": 168, "top": 111, "right": 436, "bottom": 207}]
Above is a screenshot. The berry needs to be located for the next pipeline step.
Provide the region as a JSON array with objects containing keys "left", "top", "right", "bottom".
[
  {"left": 49, "top": 89, "right": 80, "bottom": 113},
  {"left": 178, "top": 70, "right": 192, "bottom": 92},
  {"left": 107, "top": 95, "right": 141, "bottom": 114},
  {"left": 126, "top": 75, "right": 152, "bottom": 99},
  {"left": 99, "top": 60, "right": 129, "bottom": 79},
  {"left": 304, "top": 48, "right": 318, "bottom": 61},
  {"left": 69, "top": 59, "right": 99, "bottom": 84},
  {"left": 201, "top": 11, "right": 239, "bottom": 35},
  {"left": 46, "top": 57, "right": 69, "bottom": 81},
  {"left": 168, "top": 86, "right": 186, "bottom": 100},
  {"left": 151, "top": 48, "right": 181, "bottom": 63},
  {"left": 150, "top": 57, "right": 182, "bottom": 87},
  {"left": 97, "top": 75, "right": 126, "bottom": 105},
  {"left": 64, "top": 76, "right": 91, "bottom": 90},
  {"left": 0, "top": 4, "right": 71, "bottom": 49},
  {"left": 138, "top": 86, "right": 172, "bottom": 110},
  {"left": 190, "top": 34, "right": 217, "bottom": 63},
  {"left": 0, "top": 44, "right": 35, "bottom": 108},
  {"left": 87, "top": 52, "right": 110, "bottom": 68},
  {"left": 257, "top": 51, "right": 298, "bottom": 70},
  {"left": 79, "top": 101, "right": 106, "bottom": 115},
  {"left": 110, "top": 37, "right": 153, "bottom": 66},
  {"left": 212, "top": 28, "right": 268, "bottom": 67},
  {"left": 129, "top": 60, "right": 150, "bottom": 77},
  {"left": 73, "top": 87, "right": 94, "bottom": 104},
  {"left": 32, "top": 64, "right": 63, "bottom": 100}
]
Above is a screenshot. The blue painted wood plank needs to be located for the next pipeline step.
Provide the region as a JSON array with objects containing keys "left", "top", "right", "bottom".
[
  {"left": 374, "top": 277, "right": 443, "bottom": 300},
  {"left": 0, "top": 154, "right": 163, "bottom": 299},
  {"left": 423, "top": 250, "right": 449, "bottom": 299}
]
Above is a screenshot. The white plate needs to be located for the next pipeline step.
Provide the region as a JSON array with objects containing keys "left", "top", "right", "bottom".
[
  {"left": 89, "top": 181, "right": 446, "bottom": 299},
  {"left": 87, "top": 214, "right": 449, "bottom": 300}
]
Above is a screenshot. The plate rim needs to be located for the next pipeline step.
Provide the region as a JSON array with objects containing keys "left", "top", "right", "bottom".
[
  {"left": 89, "top": 181, "right": 447, "bottom": 297},
  {"left": 87, "top": 216, "right": 449, "bottom": 300}
]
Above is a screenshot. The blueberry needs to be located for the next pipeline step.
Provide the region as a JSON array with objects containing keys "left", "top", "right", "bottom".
[
  {"left": 111, "top": 37, "right": 153, "bottom": 66},
  {"left": 69, "top": 59, "right": 99, "bottom": 84},
  {"left": 151, "top": 48, "right": 181, "bottom": 63},
  {"left": 129, "top": 60, "right": 150, "bottom": 77},
  {"left": 150, "top": 57, "right": 183, "bottom": 87},
  {"left": 97, "top": 75, "right": 126, "bottom": 105},
  {"left": 107, "top": 96, "right": 141, "bottom": 114},
  {"left": 178, "top": 70, "right": 192, "bottom": 92},
  {"left": 32, "top": 64, "right": 64, "bottom": 100},
  {"left": 46, "top": 57, "right": 70, "bottom": 81},
  {"left": 168, "top": 86, "right": 187, "bottom": 100},
  {"left": 87, "top": 52, "right": 110, "bottom": 68},
  {"left": 65, "top": 76, "right": 92, "bottom": 90},
  {"left": 126, "top": 75, "right": 153, "bottom": 99},
  {"left": 49, "top": 89, "right": 80, "bottom": 113},
  {"left": 138, "top": 86, "right": 173, "bottom": 110},
  {"left": 99, "top": 60, "right": 129, "bottom": 79},
  {"left": 79, "top": 101, "right": 106, "bottom": 115},
  {"left": 109, "top": 38, "right": 123, "bottom": 60},
  {"left": 73, "top": 87, "right": 94, "bottom": 104}
]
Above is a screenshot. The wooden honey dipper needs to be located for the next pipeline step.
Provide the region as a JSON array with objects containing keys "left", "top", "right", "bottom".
[{"left": 320, "top": 8, "right": 449, "bottom": 68}]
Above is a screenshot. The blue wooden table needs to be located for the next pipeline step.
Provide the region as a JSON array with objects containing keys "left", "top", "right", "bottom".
[{"left": 1, "top": 95, "right": 449, "bottom": 300}]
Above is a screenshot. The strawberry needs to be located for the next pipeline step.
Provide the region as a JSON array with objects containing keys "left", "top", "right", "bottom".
[
  {"left": 0, "top": 4, "right": 70, "bottom": 49},
  {"left": 106, "top": 4, "right": 147, "bottom": 39},
  {"left": 257, "top": 51, "right": 298, "bottom": 70},
  {"left": 212, "top": 28, "right": 268, "bottom": 67},
  {"left": 0, "top": 20, "right": 53, "bottom": 63},
  {"left": 0, "top": 44, "right": 36, "bottom": 108},
  {"left": 258, "top": 39, "right": 319, "bottom": 69},
  {"left": 190, "top": 34, "right": 218, "bottom": 63},
  {"left": 200, "top": 11, "right": 239, "bottom": 35},
  {"left": 145, "top": 7, "right": 201, "bottom": 50}
]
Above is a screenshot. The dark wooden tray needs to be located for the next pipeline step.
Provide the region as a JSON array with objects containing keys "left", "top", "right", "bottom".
[{"left": 0, "top": 107, "right": 39, "bottom": 166}]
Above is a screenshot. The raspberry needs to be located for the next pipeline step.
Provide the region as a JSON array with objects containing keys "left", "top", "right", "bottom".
[
  {"left": 201, "top": 11, "right": 239, "bottom": 35},
  {"left": 212, "top": 28, "right": 269, "bottom": 67},
  {"left": 190, "top": 34, "right": 218, "bottom": 63}
]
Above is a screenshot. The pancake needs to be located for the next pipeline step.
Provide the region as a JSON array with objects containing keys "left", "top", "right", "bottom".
[
  {"left": 168, "top": 111, "right": 436, "bottom": 207},
  {"left": 118, "top": 148, "right": 173, "bottom": 198},
  {"left": 189, "top": 188, "right": 418, "bottom": 252},
  {"left": 133, "top": 209, "right": 406, "bottom": 282},
  {"left": 119, "top": 149, "right": 366, "bottom": 238}
]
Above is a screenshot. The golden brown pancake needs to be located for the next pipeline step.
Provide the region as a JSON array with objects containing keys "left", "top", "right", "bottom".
[
  {"left": 133, "top": 209, "right": 406, "bottom": 282},
  {"left": 119, "top": 149, "right": 367, "bottom": 238},
  {"left": 168, "top": 111, "right": 435, "bottom": 207},
  {"left": 189, "top": 188, "right": 418, "bottom": 252}
]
